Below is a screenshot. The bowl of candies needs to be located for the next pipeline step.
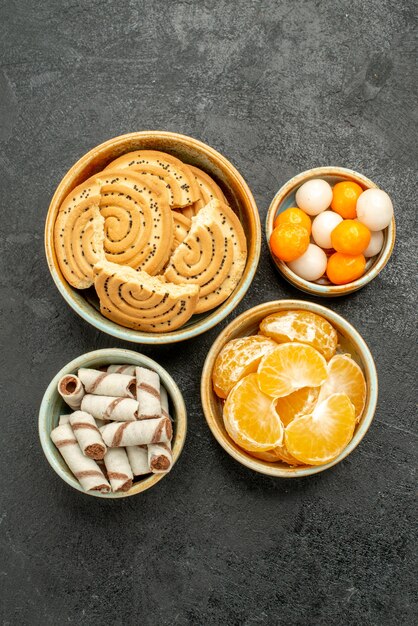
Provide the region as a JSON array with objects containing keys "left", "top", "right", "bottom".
[
  {"left": 201, "top": 301, "right": 378, "bottom": 477},
  {"left": 266, "top": 167, "right": 396, "bottom": 296}
]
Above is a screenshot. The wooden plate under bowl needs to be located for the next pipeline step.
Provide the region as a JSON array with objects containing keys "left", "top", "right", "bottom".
[{"left": 201, "top": 300, "right": 378, "bottom": 478}]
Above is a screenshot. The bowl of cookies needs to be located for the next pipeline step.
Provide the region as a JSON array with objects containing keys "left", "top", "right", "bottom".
[
  {"left": 266, "top": 167, "right": 396, "bottom": 296},
  {"left": 201, "top": 300, "right": 378, "bottom": 477},
  {"left": 39, "top": 348, "right": 187, "bottom": 497},
  {"left": 45, "top": 131, "right": 261, "bottom": 343}
]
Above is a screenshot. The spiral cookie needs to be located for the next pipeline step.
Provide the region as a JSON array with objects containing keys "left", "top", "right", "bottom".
[
  {"left": 188, "top": 165, "right": 227, "bottom": 215},
  {"left": 96, "top": 169, "right": 173, "bottom": 275},
  {"left": 54, "top": 177, "right": 106, "bottom": 288},
  {"left": 164, "top": 200, "right": 247, "bottom": 314},
  {"left": 104, "top": 150, "right": 200, "bottom": 208},
  {"left": 94, "top": 260, "right": 200, "bottom": 332},
  {"left": 172, "top": 212, "right": 191, "bottom": 252}
]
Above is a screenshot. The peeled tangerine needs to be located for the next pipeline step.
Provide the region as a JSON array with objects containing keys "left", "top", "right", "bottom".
[
  {"left": 223, "top": 373, "right": 284, "bottom": 452},
  {"left": 258, "top": 343, "right": 328, "bottom": 398},
  {"left": 212, "top": 335, "right": 277, "bottom": 399},
  {"left": 259, "top": 309, "right": 338, "bottom": 360},
  {"left": 285, "top": 393, "right": 356, "bottom": 465},
  {"left": 318, "top": 354, "right": 366, "bottom": 421}
]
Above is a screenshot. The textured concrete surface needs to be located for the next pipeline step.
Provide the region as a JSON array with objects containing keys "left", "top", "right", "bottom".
[{"left": 0, "top": 1, "right": 417, "bottom": 624}]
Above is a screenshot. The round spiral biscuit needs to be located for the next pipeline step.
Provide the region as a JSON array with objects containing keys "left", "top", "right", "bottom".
[
  {"left": 96, "top": 169, "right": 174, "bottom": 275},
  {"left": 54, "top": 177, "right": 106, "bottom": 289},
  {"left": 164, "top": 200, "right": 247, "bottom": 314},
  {"left": 94, "top": 260, "right": 200, "bottom": 332},
  {"left": 104, "top": 150, "right": 200, "bottom": 208},
  {"left": 172, "top": 212, "right": 191, "bottom": 252},
  {"left": 188, "top": 165, "right": 228, "bottom": 215}
]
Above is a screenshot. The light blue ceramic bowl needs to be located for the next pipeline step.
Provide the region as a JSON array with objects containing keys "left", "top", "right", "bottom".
[
  {"left": 266, "top": 167, "right": 396, "bottom": 296},
  {"left": 39, "top": 348, "right": 187, "bottom": 498},
  {"left": 45, "top": 131, "right": 261, "bottom": 343}
]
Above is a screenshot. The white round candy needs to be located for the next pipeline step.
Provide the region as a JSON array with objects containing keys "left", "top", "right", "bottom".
[
  {"left": 295, "top": 179, "right": 333, "bottom": 216},
  {"left": 356, "top": 189, "right": 393, "bottom": 231},
  {"left": 287, "top": 244, "right": 327, "bottom": 282},
  {"left": 363, "top": 230, "right": 384, "bottom": 257},
  {"left": 312, "top": 211, "right": 343, "bottom": 249}
]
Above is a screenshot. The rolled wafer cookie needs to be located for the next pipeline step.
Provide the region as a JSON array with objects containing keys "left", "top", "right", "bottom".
[
  {"left": 160, "top": 386, "right": 170, "bottom": 420},
  {"left": 126, "top": 445, "right": 150, "bottom": 476},
  {"left": 101, "top": 417, "right": 172, "bottom": 448},
  {"left": 81, "top": 394, "right": 138, "bottom": 422},
  {"left": 54, "top": 176, "right": 106, "bottom": 289},
  {"left": 94, "top": 260, "right": 199, "bottom": 332},
  {"left": 107, "top": 364, "right": 136, "bottom": 375},
  {"left": 148, "top": 442, "right": 173, "bottom": 473},
  {"left": 58, "top": 415, "right": 72, "bottom": 425},
  {"left": 102, "top": 447, "right": 133, "bottom": 492},
  {"left": 78, "top": 368, "right": 136, "bottom": 398},
  {"left": 50, "top": 423, "right": 110, "bottom": 493},
  {"left": 96, "top": 169, "right": 174, "bottom": 275},
  {"left": 58, "top": 374, "right": 85, "bottom": 410},
  {"left": 69, "top": 411, "right": 107, "bottom": 460},
  {"left": 136, "top": 367, "right": 161, "bottom": 420},
  {"left": 104, "top": 150, "right": 200, "bottom": 208},
  {"left": 164, "top": 200, "right": 247, "bottom": 314},
  {"left": 188, "top": 165, "right": 227, "bottom": 215}
]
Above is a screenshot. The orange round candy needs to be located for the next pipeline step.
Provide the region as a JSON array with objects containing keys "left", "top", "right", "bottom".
[
  {"left": 326, "top": 252, "right": 366, "bottom": 285},
  {"left": 269, "top": 223, "right": 310, "bottom": 262},
  {"left": 331, "top": 181, "right": 363, "bottom": 219},
  {"left": 331, "top": 220, "right": 371, "bottom": 255},
  {"left": 274, "top": 207, "right": 312, "bottom": 235}
]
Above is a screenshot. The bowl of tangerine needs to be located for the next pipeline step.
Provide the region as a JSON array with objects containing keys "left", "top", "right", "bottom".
[
  {"left": 266, "top": 167, "right": 396, "bottom": 296},
  {"left": 201, "top": 300, "right": 378, "bottom": 477}
]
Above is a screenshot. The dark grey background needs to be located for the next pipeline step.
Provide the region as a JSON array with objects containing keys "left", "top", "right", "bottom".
[{"left": 0, "top": 1, "right": 416, "bottom": 625}]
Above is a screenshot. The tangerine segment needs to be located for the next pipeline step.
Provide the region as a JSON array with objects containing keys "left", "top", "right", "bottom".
[
  {"left": 273, "top": 444, "right": 303, "bottom": 465},
  {"left": 212, "top": 335, "right": 277, "bottom": 399},
  {"left": 248, "top": 449, "right": 281, "bottom": 462},
  {"left": 318, "top": 354, "right": 366, "bottom": 421},
  {"left": 275, "top": 386, "right": 320, "bottom": 427},
  {"left": 223, "top": 374, "right": 284, "bottom": 451},
  {"left": 285, "top": 393, "right": 356, "bottom": 465},
  {"left": 258, "top": 343, "right": 328, "bottom": 398},
  {"left": 259, "top": 310, "right": 338, "bottom": 361}
]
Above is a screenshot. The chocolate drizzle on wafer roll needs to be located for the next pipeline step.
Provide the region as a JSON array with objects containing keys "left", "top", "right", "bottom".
[{"left": 101, "top": 417, "right": 172, "bottom": 448}]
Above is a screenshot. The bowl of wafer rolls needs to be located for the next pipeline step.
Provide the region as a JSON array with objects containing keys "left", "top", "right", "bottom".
[
  {"left": 39, "top": 348, "right": 187, "bottom": 497},
  {"left": 45, "top": 131, "right": 261, "bottom": 343}
]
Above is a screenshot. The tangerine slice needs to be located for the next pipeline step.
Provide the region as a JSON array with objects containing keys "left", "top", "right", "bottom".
[
  {"left": 248, "top": 449, "right": 280, "bottom": 462},
  {"left": 318, "top": 354, "right": 367, "bottom": 421},
  {"left": 212, "top": 335, "right": 278, "bottom": 399},
  {"left": 285, "top": 393, "right": 356, "bottom": 465},
  {"left": 275, "top": 386, "right": 320, "bottom": 427},
  {"left": 223, "top": 373, "right": 284, "bottom": 452},
  {"left": 259, "top": 310, "right": 338, "bottom": 360},
  {"left": 273, "top": 444, "right": 303, "bottom": 466},
  {"left": 258, "top": 343, "right": 327, "bottom": 398}
]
